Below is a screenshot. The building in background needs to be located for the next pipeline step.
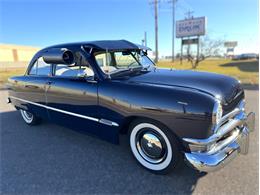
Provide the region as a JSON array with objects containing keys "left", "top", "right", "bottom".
[
  {"left": 0, "top": 44, "right": 40, "bottom": 62},
  {"left": 0, "top": 44, "right": 40, "bottom": 69}
]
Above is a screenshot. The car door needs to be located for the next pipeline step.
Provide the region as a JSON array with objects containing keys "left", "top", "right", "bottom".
[
  {"left": 45, "top": 63, "right": 100, "bottom": 134},
  {"left": 14, "top": 57, "right": 51, "bottom": 119}
]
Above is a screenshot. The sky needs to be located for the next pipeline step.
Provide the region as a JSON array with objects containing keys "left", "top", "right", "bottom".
[{"left": 0, "top": 0, "right": 259, "bottom": 56}]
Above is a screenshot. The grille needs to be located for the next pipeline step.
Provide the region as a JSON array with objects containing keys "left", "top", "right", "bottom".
[{"left": 223, "top": 90, "right": 244, "bottom": 115}]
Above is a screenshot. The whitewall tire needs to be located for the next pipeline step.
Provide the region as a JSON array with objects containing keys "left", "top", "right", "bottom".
[
  {"left": 20, "top": 109, "right": 41, "bottom": 125},
  {"left": 129, "top": 119, "right": 181, "bottom": 174}
]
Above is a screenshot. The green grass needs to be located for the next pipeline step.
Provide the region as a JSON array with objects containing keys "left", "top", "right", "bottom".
[
  {"left": 0, "top": 59, "right": 258, "bottom": 88},
  {"left": 156, "top": 59, "right": 259, "bottom": 85}
]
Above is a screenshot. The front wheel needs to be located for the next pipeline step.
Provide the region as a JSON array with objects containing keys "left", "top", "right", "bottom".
[
  {"left": 129, "top": 119, "right": 182, "bottom": 174},
  {"left": 20, "top": 109, "right": 41, "bottom": 125}
]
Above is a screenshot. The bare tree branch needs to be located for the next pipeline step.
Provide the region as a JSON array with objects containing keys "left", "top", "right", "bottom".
[{"left": 187, "top": 37, "right": 224, "bottom": 69}]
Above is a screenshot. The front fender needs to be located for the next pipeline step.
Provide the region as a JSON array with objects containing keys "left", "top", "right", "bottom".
[{"left": 98, "top": 80, "right": 216, "bottom": 140}]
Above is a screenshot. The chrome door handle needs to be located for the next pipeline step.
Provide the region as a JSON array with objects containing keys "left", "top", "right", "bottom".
[{"left": 46, "top": 81, "right": 53, "bottom": 85}]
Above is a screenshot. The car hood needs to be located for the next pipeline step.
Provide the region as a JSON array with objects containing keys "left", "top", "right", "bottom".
[{"left": 127, "top": 68, "right": 243, "bottom": 104}]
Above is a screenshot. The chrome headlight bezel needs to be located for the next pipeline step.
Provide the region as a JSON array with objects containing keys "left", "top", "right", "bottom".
[{"left": 212, "top": 100, "right": 223, "bottom": 125}]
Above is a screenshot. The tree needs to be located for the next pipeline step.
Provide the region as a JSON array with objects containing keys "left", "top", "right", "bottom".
[{"left": 187, "top": 37, "right": 224, "bottom": 69}]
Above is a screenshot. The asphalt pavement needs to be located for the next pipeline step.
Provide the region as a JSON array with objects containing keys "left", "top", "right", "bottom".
[{"left": 0, "top": 89, "right": 258, "bottom": 194}]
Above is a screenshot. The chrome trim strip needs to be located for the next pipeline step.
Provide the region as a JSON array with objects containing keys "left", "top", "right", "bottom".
[
  {"left": 212, "top": 100, "right": 222, "bottom": 128},
  {"left": 99, "top": 119, "right": 119, "bottom": 127},
  {"left": 177, "top": 101, "right": 188, "bottom": 106},
  {"left": 10, "top": 96, "right": 119, "bottom": 127}
]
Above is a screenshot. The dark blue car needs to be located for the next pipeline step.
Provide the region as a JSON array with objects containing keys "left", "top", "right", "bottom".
[{"left": 7, "top": 40, "right": 255, "bottom": 174}]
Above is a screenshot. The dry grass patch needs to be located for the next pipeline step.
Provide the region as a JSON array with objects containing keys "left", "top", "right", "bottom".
[{"left": 157, "top": 59, "right": 259, "bottom": 85}]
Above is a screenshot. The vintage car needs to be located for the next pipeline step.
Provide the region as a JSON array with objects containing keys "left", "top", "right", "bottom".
[{"left": 7, "top": 40, "right": 255, "bottom": 174}]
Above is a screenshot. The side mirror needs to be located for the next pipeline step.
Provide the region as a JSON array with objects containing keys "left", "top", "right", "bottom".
[
  {"left": 42, "top": 48, "right": 75, "bottom": 65},
  {"left": 142, "top": 50, "right": 148, "bottom": 56}
]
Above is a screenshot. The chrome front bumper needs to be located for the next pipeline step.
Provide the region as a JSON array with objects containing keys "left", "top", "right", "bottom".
[{"left": 183, "top": 110, "right": 255, "bottom": 172}]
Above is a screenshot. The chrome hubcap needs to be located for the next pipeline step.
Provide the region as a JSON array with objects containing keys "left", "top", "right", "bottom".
[
  {"left": 130, "top": 123, "right": 173, "bottom": 171},
  {"left": 136, "top": 130, "right": 167, "bottom": 164}
]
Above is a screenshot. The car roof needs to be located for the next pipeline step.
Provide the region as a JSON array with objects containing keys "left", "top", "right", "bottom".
[{"left": 43, "top": 40, "right": 151, "bottom": 51}]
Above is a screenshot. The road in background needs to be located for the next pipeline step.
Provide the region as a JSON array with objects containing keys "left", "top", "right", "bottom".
[{"left": 0, "top": 89, "right": 258, "bottom": 194}]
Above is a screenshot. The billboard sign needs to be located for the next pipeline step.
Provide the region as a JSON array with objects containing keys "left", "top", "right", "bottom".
[
  {"left": 224, "top": 41, "right": 238, "bottom": 48},
  {"left": 176, "top": 17, "right": 206, "bottom": 38}
]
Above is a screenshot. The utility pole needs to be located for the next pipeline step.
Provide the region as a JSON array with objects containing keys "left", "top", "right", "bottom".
[
  {"left": 154, "top": 0, "right": 159, "bottom": 63},
  {"left": 172, "top": 0, "right": 176, "bottom": 62},
  {"left": 142, "top": 39, "right": 145, "bottom": 46},
  {"left": 185, "top": 10, "right": 194, "bottom": 57},
  {"left": 185, "top": 10, "right": 194, "bottom": 19}
]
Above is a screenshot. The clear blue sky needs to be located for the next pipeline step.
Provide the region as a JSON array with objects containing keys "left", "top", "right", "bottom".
[{"left": 0, "top": 0, "right": 259, "bottom": 55}]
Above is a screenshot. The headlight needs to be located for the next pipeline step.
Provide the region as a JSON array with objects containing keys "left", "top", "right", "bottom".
[{"left": 212, "top": 101, "right": 223, "bottom": 125}]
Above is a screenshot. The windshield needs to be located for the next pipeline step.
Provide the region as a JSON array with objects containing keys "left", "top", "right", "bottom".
[{"left": 94, "top": 50, "right": 155, "bottom": 75}]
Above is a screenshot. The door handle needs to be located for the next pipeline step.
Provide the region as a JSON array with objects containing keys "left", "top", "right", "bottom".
[
  {"left": 86, "top": 79, "right": 98, "bottom": 84},
  {"left": 44, "top": 81, "right": 53, "bottom": 91},
  {"left": 46, "top": 81, "right": 53, "bottom": 85}
]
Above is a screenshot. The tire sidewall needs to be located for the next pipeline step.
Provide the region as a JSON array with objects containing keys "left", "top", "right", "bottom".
[
  {"left": 20, "top": 109, "right": 40, "bottom": 125},
  {"left": 128, "top": 118, "right": 181, "bottom": 174}
]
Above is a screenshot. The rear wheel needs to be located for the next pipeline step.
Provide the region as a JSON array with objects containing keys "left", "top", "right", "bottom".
[
  {"left": 129, "top": 119, "right": 181, "bottom": 174},
  {"left": 20, "top": 109, "right": 41, "bottom": 125}
]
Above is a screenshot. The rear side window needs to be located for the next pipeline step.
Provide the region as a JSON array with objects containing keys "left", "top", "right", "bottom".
[
  {"left": 53, "top": 51, "right": 94, "bottom": 78},
  {"left": 29, "top": 57, "right": 51, "bottom": 76}
]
